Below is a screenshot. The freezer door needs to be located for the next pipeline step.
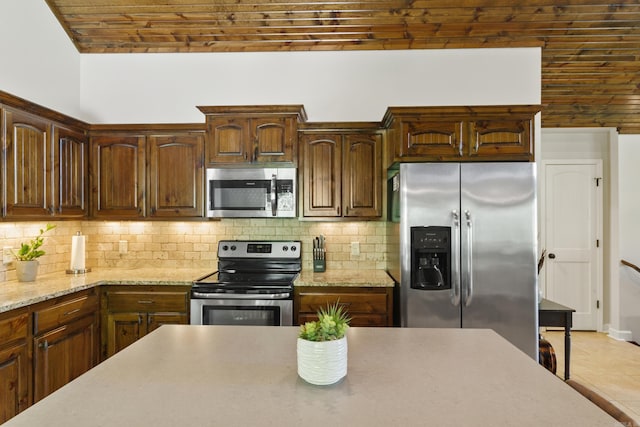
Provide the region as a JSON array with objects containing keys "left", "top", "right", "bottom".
[
  {"left": 400, "top": 163, "right": 461, "bottom": 328},
  {"left": 460, "top": 163, "right": 538, "bottom": 359}
]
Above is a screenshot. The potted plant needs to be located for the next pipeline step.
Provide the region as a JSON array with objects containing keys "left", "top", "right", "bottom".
[
  {"left": 13, "top": 224, "right": 56, "bottom": 282},
  {"left": 297, "top": 302, "right": 351, "bottom": 385}
]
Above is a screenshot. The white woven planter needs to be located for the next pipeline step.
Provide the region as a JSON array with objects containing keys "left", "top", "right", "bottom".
[{"left": 297, "top": 337, "right": 347, "bottom": 385}]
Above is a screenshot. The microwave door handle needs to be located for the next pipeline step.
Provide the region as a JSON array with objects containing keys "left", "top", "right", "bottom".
[{"left": 271, "top": 174, "right": 277, "bottom": 216}]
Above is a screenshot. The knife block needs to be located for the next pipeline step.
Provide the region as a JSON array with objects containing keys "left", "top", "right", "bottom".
[{"left": 313, "top": 259, "right": 326, "bottom": 272}]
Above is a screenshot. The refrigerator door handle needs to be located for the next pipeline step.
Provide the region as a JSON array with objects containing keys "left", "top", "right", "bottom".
[
  {"left": 464, "top": 210, "right": 474, "bottom": 307},
  {"left": 451, "top": 210, "right": 461, "bottom": 306}
]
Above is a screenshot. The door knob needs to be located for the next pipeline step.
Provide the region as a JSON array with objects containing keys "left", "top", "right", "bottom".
[{"left": 548, "top": 253, "right": 556, "bottom": 259}]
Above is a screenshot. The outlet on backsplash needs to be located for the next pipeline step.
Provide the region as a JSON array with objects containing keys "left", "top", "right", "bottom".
[
  {"left": 119, "top": 240, "right": 128, "bottom": 254},
  {"left": 3, "top": 246, "right": 13, "bottom": 265},
  {"left": 351, "top": 242, "right": 360, "bottom": 256}
]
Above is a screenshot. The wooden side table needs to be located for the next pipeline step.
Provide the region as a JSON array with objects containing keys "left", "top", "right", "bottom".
[{"left": 539, "top": 298, "right": 575, "bottom": 380}]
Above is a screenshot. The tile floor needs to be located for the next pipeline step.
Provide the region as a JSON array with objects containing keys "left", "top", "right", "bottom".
[{"left": 542, "top": 330, "right": 640, "bottom": 426}]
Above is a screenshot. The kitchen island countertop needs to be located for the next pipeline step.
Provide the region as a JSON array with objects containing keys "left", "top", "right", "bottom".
[{"left": 2, "top": 325, "right": 620, "bottom": 427}]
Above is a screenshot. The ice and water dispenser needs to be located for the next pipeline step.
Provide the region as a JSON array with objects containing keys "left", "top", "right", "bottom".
[{"left": 410, "top": 226, "right": 451, "bottom": 290}]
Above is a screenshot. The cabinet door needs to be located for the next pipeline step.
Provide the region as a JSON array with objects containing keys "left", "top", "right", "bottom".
[
  {"left": 252, "top": 117, "right": 296, "bottom": 163},
  {"left": 148, "top": 132, "right": 204, "bottom": 217},
  {"left": 401, "top": 120, "right": 464, "bottom": 159},
  {"left": 205, "top": 117, "right": 250, "bottom": 164},
  {"left": 468, "top": 118, "right": 532, "bottom": 159},
  {"left": 301, "top": 134, "right": 342, "bottom": 217},
  {"left": 147, "top": 313, "right": 189, "bottom": 334},
  {"left": 0, "top": 342, "right": 29, "bottom": 422},
  {"left": 33, "top": 315, "right": 98, "bottom": 402},
  {"left": 53, "top": 126, "right": 88, "bottom": 217},
  {"left": 343, "top": 133, "right": 382, "bottom": 218},
  {"left": 106, "top": 312, "right": 144, "bottom": 357},
  {"left": 3, "top": 109, "right": 52, "bottom": 217},
  {"left": 91, "top": 135, "right": 146, "bottom": 218}
]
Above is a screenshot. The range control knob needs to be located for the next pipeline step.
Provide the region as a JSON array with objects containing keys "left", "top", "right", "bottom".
[
  {"left": 290, "top": 245, "right": 297, "bottom": 252},
  {"left": 230, "top": 245, "right": 237, "bottom": 251},
  {"left": 282, "top": 246, "right": 289, "bottom": 251},
  {"left": 221, "top": 245, "right": 229, "bottom": 251}
]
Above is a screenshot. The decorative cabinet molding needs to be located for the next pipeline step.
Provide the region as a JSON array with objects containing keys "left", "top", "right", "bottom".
[
  {"left": 383, "top": 105, "right": 541, "bottom": 164},
  {"left": 198, "top": 105, "right": 307, "bottom": 166},
  {"left": 300, "top": 123, "right": 382, "bottom": 219}
]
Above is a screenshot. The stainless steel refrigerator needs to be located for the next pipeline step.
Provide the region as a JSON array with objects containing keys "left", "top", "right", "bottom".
[{"left": 399, "top": 162, "right": 538, "bottom": 359}]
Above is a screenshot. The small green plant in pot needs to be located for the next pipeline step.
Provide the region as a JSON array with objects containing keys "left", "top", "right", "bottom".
[
  {"left": 297, "top": 302, "right": 351, "bottom": 385},
  {"left": 13, "top": 224, "right": 56, "bottom": 282}
]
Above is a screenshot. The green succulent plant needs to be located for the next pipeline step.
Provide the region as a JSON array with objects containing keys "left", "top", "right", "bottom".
[
  {"left": 299, "top": 302, "right": 351, "bottom": 341},
  {"left": 13, "top": 224, "right": 56, "bottom": 261}
]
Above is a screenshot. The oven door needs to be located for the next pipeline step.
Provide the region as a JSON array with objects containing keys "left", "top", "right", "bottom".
[{"left": 190, "top": 296, "right": 293, "bottom": 326}]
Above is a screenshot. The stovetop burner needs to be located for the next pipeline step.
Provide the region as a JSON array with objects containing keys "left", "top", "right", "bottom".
[{"left": 192, "top": 240, "right": 301, "bottom": 297}]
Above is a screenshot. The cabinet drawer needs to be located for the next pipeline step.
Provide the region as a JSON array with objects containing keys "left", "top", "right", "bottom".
[
  {"left": 33, "top": 292, "right": 98, "bottom": 335},
  {"left": 298, "top": 291, "right": 388, "bottom": 314},
  {"left": 0, "top": 311, "right": 29, "bottom": 343},
  {"left": 106, "top": 291, "right": 187, "bottom": 313}
]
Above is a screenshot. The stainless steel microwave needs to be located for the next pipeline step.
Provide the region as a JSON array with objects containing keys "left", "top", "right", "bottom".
[{"left": 206, "top": 168, "right": 296, "bottom": 218}]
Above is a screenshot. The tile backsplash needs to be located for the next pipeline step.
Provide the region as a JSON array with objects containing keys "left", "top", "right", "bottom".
[{"left": 1, "top": 219, "right": 393, "bottom": 282}]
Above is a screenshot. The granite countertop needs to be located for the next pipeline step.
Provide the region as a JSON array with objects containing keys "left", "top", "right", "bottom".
[
  {"left": 0, "top": 267, "right": 212, "bottom": 314},
  {"left": 295, "top": 269, "right": 394, "bottom": 287},
  {"left": 2, "top": 325, "right": 619, "bottom": 427},
  {"left": 1, "top": 267, "right": 394, "bottom": 314}
]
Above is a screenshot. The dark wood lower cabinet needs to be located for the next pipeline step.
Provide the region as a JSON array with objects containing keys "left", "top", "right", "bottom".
[
  {"left": 33, "top": 314, "right": 98, "bottom": 402},
  {"left": 102, "top": 286, "right": 190, "bottom": 358},
  {"left": 0, "top": 320, "right": 31, "bottom": 424},
  {"left": 295, "top": 286, "right": 393, "bottom": 327}
]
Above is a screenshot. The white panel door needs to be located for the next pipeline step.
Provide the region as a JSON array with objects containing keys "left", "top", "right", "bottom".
[{"left": 543, "top": 161, "right": 602, "bottom": 330}]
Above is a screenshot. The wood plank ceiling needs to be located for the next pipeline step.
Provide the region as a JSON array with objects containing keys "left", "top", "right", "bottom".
[{"left": 45, "top": 0, "right": 640, "bottom": 133}]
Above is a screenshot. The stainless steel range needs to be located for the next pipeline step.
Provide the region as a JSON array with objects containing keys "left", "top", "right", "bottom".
[{"left": 190, "top": 240, "right": 301, "bottom": 326}]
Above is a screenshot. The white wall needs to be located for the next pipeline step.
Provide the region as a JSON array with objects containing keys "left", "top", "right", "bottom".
[
  {"left": 0, "top": 0, "right": 81, "bottom": 117},
  {"left": 618, "top": 135, "right": 640, "bottom": 341},
  {"left": 79, "top": 48, "right": 540, "bottom": 124}
]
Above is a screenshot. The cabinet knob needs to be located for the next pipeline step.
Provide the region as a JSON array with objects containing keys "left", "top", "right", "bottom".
[{"left": 39, "top": 340, "right": 49, "bottom": 350}]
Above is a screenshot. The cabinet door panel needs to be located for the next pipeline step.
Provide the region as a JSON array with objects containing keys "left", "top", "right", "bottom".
[
  {"left": 91, "top": 135, "right": 145, "bottom": 218},
  {"left": 148, "top": 133, "right": 204, "bottom": 217},
  {"left": 0, "top": 341, "right": 29, "bottom": 422},
  {"left": 302, "top": 134, "right": 342, "bottom": 217},
  {"left": 147, "top": 313, "right": 188, "bottom": 334},
  {"left": 403, "top": 120, "right": 463, "bottom": 159},
  {"left": 4, "top": 109, "right": 51, "bottom": 217},
  {"left": 206, "top": 118, "right": 249, "bottom": 164},
  {"left": 33, "top": 315, "right": 97, "bottom": 402},
  {"left": 106, "top": 312, "right": 143, "bottom": 357},
  {"left": 343, "top": 134, "right": 381, "bottom": 217},
  {"left": 253, "top": 117, "right": 295, "bottom": 163},
  {"left": 54, "top": 126, "right": 88, "bottom": 217},
  {"left": 469, "top": 118, "right": 532, "bottom": 159}
]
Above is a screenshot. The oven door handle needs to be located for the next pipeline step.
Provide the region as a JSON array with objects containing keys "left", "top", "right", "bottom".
[{"left": 191, "top": 291, "right": 291, "bottom": 300}]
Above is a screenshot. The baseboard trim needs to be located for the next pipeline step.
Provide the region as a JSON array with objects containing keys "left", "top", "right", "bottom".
[{"left": 605, "top": 326, "right": 634, "bottom": 341}]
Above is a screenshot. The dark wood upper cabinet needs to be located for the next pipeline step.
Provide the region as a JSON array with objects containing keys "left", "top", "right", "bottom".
[
  {"left": 148, "top": 132, "right": 204, "bottom": 218},
  {"left": 90, "top": 134, "right": 146, "bottom": 219},
  {"left": 198, "top": 105, "right": 306, "bottom": 166},
  {"left": 3, "top": 109, "right": 52, "bottom": 218},
  {"left": 53, "top": 125, "right": 89, "bottom": 218},
  {"left": 300, "top": 124, "right": 382, "bottom": 219},
  {"left": 383, "top": 105, "right": 541, "bottom": 164}
]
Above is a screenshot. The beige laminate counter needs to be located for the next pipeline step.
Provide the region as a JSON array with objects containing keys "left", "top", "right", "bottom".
[
  {"left": 3, "top": 325, "right": 620, "bottom": 427},
  {"left": 0, "top": 267, "right": 212, "bottom": 314},
  {"left": 295, "top": 269, "right": 394, "bottom": 287}
]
